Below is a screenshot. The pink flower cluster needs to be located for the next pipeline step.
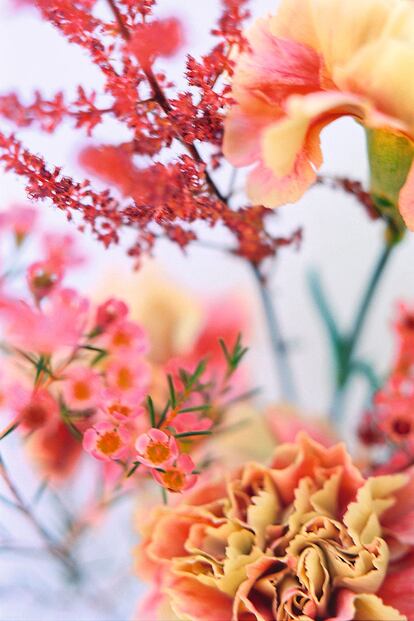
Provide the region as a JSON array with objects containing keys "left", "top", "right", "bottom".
[{"left": 0, "top": 205, "right": 245, "bottom": 494}]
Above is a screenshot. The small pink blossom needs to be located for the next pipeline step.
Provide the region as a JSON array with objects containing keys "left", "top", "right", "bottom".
[
  {"left": 61, "top": 366, "right": 103, "bottom": 411},
  {"left": 95, "top": 298, "right": 129, "bottom": 331},
  {"left": 105, "top": 355, "right": 150, "bottom": 402},
  {"left": 26, "top": 261, "right": 63, "bottom": 301},
  {"left": 83, "top": 421, "right": 130, "bottom": 462},
  {"left": 152, "top": 454, "right": 197, "bottom": 493},
  {"left": 135, "top": 428, "right": 178, "bottom": 469},
  {"left": 172, "top": 412, "right": 213, "bottom": 434},
  {"left": 0, "top": 204, "right": 37, "bottom": 243},
  {"left": 103, "top": 397, "right": 144, "bottom": 422},
  {"left": 101, "top": 319, "right": 148, "bottom": 354},
  {"left": 0, "top": 288, "right": 89, "bottom": 354},
  {"left": 8, "top": 384, "right": 59, "bottom": 431},
  {"left": 42, "top": 232, "right": 85, "bottom": 271}
]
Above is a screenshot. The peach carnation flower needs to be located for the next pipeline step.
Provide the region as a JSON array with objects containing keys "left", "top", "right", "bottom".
[
  {"left": 224, "top": 0, "right": 414, "bottom": 229},
  {"left": 135, "top": 434, "right": 414, "bottom": 621}
]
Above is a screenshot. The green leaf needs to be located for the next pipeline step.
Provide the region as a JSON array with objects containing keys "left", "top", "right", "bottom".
[
  {"left": 0, "top": 421, "right": 20, "bottom": 441},
  {"left": 178, "top": 404, "right": 211, "bottom": 413},
  {"left": 157, "top": 400, "right": 171, "bottom": 428},
  {"left": 175, "top": 430, "right": 212, "bottom": 439},
  {"left": 167, "top": 375, "right": 177, "bottom": 408},
  {"left": 126, "top": 462, "right": 141, "bottom": 478},
  {"left": 147, "top": 396, "right": 156, "bottom": 427}
]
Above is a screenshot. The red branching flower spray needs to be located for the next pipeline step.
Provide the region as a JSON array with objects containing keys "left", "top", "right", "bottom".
[{"left": 0, "top": 0, "right": 301, "bottom": 265}]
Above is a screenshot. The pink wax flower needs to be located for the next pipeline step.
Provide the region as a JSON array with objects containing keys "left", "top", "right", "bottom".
[
  {"left": 105, "top": 355, "right": 150, "bottom": 402},
  {"left": 26, "top": 261, "right": 63, "bottom": 301},
  {"left": 0, "top": 204, "right": 37, "bottom": 243},
  {"left": 223, "top": 0, "right": 414, "bottom": 230},
  {"left": 42, "top": 232, "right": 85, "bottom": 271},
  {"left": 95, "top": 298, "right": 129, "bottom": 331},
  {"left": 27, "top": 419, "right": 83, "bottom": 483},
  {"left": 61, "top": 366, "right": 103, "bottom": 411},
  {"left": 152, "top": 454, "right": 197, "bottom": 493},
  {"left": 83, "top": 420, "right": 130, "bottom": 462},
  {"left": 103, "top": 397, "right": 145, "bottom": 423},
  {"left": 8, "top": 384, "right": 59, "bottom": 431},
  {"left": 0, "top": 288, "right": 89, "bottom": 354},
  {"left": 171, "top": 412, "right": 213, "bottom": 434},
  {"left": 101, "top": 319, "right": 149, "bottom": 354},
  {"left": 135, "top": 428, "right": 179, "bottom": 469}
]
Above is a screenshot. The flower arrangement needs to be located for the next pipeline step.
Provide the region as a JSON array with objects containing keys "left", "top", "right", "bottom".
[{"left": 1, "top": 0, "right": 414, "bottom": 619}]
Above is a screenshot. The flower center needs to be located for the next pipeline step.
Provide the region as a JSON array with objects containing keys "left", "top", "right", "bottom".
[
  {"left": 162, "top": 468, "right": 184, "bottom": 492},
  {"left": 73, "top": 381, "right": 91, "bottom": 401},
  {"left": 146, "top": 441, "right": 170, "bottom": 464},
  {"left": 117, "top": 367, "right": 133, "bottom": 390},
  {"left": 97, "top": 431, "right": 121, "bottom": 455},
  {"left": 112, "top": 330, "right": 131, "bottom": 347},
  {"left": 108, "top": 403, "right": 131, "bottom": 418}
]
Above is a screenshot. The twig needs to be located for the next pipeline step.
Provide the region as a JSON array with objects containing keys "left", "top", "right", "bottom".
[
  {"left": 250, "top": 264, "right": 297, "bottom": 403},
  {"left": 0, "top": 453, "right": 79, "bottom": 579}
]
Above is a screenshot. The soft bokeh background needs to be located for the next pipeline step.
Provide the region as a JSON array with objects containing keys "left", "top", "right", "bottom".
[{"left": 1, "top": 1, "right": 414, "bottom": 619}]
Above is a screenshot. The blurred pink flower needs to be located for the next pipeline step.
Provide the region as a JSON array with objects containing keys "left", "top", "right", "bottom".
[
  {"left": 100, "top": 319, "right": 149, "bottom": 354},
  {"left": 42, "top": 232, "right": 85, "bottom": 271},
  {"left": 172, "top": 412, "right": 213, "bottom": 434},
  {"left": 152, "top": 454, "right": 196, "bottom": 493},
  {"left": 83, "top": 420, "right": 130, "bottom": 462},
  {"left": 135, "top": 428, "right": 179, "bottom": 469},
  {"left": 26, "top": 260, "right": 63, "bottom": 301},
  {"left": 105, "top": 355, "right": 150, "bottom": 402},
  {"left": 8, "top": 384, "right": 59, "bottom": 431},
  {"left": 0, "top": 288, "right": 89, "bottom": 354},
  {"left": 61, "top": 365, "right": 103, "bottom": 411},
  {"left": 95, "top": 298, "right": 129, "bottom": 331},
  {"left": 0, "top": 204, "right": 37, "bottom": 243},
  {"left": 103, "top": 397, "right": 144, "bottom": 423}
]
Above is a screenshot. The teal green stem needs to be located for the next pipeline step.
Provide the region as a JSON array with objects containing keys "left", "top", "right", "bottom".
[{"left": 330, "top": 242, "right": 395, "bottom": 423}]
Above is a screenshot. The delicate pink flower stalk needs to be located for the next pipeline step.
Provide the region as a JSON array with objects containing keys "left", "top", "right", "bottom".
[
  {"left": 135, "top": 428, "right": 178, "bottom": 469},
  {"left": 61, "top": 366, "right": 103, "bottom": 411},
  {"left": 83, "top": 421, "right": 130, "bottom": 462}
]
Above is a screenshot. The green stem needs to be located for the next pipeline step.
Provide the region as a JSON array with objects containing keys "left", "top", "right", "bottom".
[
  {"left": 330, "top": 242, "right": 395, "bottom": 423},
  {"left": 251, "top": 264, "right": 297, "bottom": 404}
]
